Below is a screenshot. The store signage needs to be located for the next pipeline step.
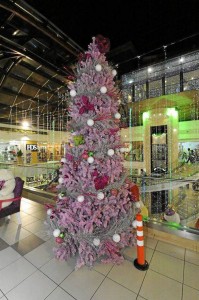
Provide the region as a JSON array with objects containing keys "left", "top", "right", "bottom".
[{"left": 26, "top": 144, "right": 38, "bottom": 151}]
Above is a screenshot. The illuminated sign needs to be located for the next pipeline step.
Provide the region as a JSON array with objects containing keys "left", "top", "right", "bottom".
[{"left": 26, "top": 144, "right": 38, "bottom": 151}]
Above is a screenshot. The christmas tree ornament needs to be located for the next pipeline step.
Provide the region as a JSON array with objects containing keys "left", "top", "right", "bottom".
[
  {"left": 87, "top": 119, "right": 94, "bottom": 126},
  {"left": 82, "top": 152, "right": 89, "bottom": 159},
  {"left": 77, "top": 195, "right": 84, "bottom": 202},
  {"left": 107, "top": 149, "right": 114, "bottom": 156},
  {"left": 88, "top": 151, "right": 94, "bottom": 156},
  {"left": 97, "top": 192, "right": 105, "bottom": 200},
  {"left": 70, "top": 89, "right": 77, "bottom": 97},
  {"left": 56, "top": 237, "right": 64, "bottom": 244},
  {"left": 135, "top": 201, "right": 141, "bottom": 208},
  {"left": 113, "top": 233, "right": 121, "bottom": 243},
  {"left": 100, "top": 86, "right": 107, "bottom": 94},
  {"left": 114, "top": 112, "right": 121, "bottom": 119},
  {"left": 87, "top": 156, "right": 94, "bottom": 164},
  {"left": 95, "top": 64, "right": 102, "bottom": 72},
  {"left": 59, "top": 232, "right": 65, "bottom": 238},
  {"left": 47, "top": 208, "right": 52, "bottom": 216},
  {"left": 73, "top": 135, "right": 85, "bottom": 146},
  {"left": 111, "top": 189, "right": 118, "bottom": 196},
  {"left": 58, "top": 177, "right": 64, "bottom": 184},
  {"left": 53, "top": 229, "right": 61, "bottom": 237},
  {"left": 58, "top": 193, "right": 64, "bottom": 199},
  {"left": 93, "top": 238, "right": 100, "bottom": 246},
  {"left": 120, "top": 148, "right": 125, "bottom": 153},
  {"left": 132, "top": 220, "right": 137, "bottom": 228},
  {"left": 61, "top": 158, "right": 67, "bottom": 164},
  {"left": 112, "top": 69, "right": 117, "bottom": 76}
]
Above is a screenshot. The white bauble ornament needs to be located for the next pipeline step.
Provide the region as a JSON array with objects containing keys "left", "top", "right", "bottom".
[
  {"left": 70, "top": 89, "right": 77, "bottom": 97},
  {"left": 95, "top": 64, "right": 102, "bottom": 72},
  {"left": 107, "top": 149, "right": 114, "bottom": 156},
  {"left": 120, "top": 148, "right": 125, "bottom": 153},
  {"left": 58, "top": 193, "right": 64, "bottom": 199},
  {"left": 100, "top": 86, "right": 107, "bottom": 94},
  {"left": 135, "top": 201, "right": 141, "bottom": 209},
  {"left": 112, "top": 69, "right": 117, "bottom": 76},
  {"left": 93, "top": 238, "right": 100, "bottom": 246},
  {"left": 87, "top": 156, "right": 94, "bottom": 164},
  {"left": 114, "top": 112, "right": 121, "bottom": 119},
  {"left": 58, "top": 177, "right": 64, "bottom": 184},
  {"left": 97, "top": 192, "right": 105, "bottom": 200},
  {"left": 87, "top": 119, "right": 94, "bottom": 126},
  {"left": 77, "top": 195, "right": 84, "bottom": 202},
  {"left": 113, "top": 233, "right": 121, "bottom": 243},
  {"left": 47, "top": 208, "right": 52, "bottom": 216},
  {"left": 53, "top": 229, "right": 61, "bottom": 237},
  {"left": 132, "top": 220, "right": 137, "bottom": 228},
  {"left": 61, "top": 158, "right": 67, "bottom": 163}
]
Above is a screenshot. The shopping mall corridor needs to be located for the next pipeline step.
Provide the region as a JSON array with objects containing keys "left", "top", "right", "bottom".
[{"left": 0, "top": 198, "right": 199, "bottom": 300}]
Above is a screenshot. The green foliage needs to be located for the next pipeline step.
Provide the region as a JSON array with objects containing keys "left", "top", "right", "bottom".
[{"left": 17, "top": 149, "right": 23, "bottom": 157}]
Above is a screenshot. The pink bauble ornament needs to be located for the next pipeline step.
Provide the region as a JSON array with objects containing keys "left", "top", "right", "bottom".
[
  {"left": 82, "top": 153, "right": 89, "bottom": 159},
  {"left": 56, "top": 237, "right": 64, "bottom": 244}
]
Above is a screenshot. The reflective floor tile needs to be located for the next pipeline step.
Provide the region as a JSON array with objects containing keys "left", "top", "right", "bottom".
[
  {"left": 185, "top": 249, "right": 199, "bottom": 266},
  {"left": 182, "top": 284, "right": 199, "bottom": 300},
  {"left": 139, "top": 270, "right": 182, "bottom": 300},
  {"left": 45, "top": 287, "right": 75, "bottom": 300},
  {"left": 24, "top": 240, "right": 55, "bottom": 268},
  {"left": 40, "top": 257, "right": 75, "bottom": 284},
  {"left": 184, "top": 261, "right": 199, "bottom": 290},
  {"left": 0, "top": 257, "right": 36, "bottom": 293},
  {"left": 150, "top": 251, "right": 184, "bottom": 282},
  {"left": 0, "top": 247, "right": 21, "bottom": 270},
  {"left": 92, "top": 277, "right": 137, "bottom": 300},
  {"left": 156, "top": 241, "right": 185, "bottom": 260},
  {"left": 107, "top": 260, "right": 146, "bottom": 294},
  {"left": 93, "top": 261, "right": 114, "bottom": 276},
  {"left": 6, "top": 270, "right": 57, "bottom": 300},
  {"left": 12, "top": 233, "right": 45, "bottom": 255},
  {"left": 0, "top": 238, "right": 9, "bottom": 251},
  {"left": 60, "top": 268, "right": 104, "bottom": 300}
]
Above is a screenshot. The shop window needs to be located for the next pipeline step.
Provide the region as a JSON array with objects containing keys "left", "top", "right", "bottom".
[{"left": 165, "top": 75, "right": 180, "bottom": 94}]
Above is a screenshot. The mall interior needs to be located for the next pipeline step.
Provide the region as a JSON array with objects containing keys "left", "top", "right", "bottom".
[{"left": 0, "top": 1, "right": 199, "bottom": 300}]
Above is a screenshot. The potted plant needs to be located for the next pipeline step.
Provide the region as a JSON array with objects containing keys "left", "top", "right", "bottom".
[{"left": 16, "top": 149, "right": 23, "bottom": 164}]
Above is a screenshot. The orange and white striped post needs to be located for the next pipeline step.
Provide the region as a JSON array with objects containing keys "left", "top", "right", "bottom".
[{"left": 133, "top": 212, "right": 149, "bottom": 271}]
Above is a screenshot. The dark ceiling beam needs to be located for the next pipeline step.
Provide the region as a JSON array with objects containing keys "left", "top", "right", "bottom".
[
  {"left": 0, "top": 86, "right": 49, "bottom": 106},
  {"left": 0, "top": 34, "right": 71, "bottom": 77},
  {"left": 0, "top": 0, "right": 83, "bottom": 58},
  {"left": 0, "top": 66, "right": 58, "bottom": 95},
  {"left": 20, "top": 60, "right": 67, "bottom": 87}
]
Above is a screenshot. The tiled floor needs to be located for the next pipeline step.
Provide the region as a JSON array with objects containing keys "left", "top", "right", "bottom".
[{"left": 0, "top": 198, "right": 199, "bottom": 300}]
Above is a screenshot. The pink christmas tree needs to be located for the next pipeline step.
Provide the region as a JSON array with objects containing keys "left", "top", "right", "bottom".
[{"left": 47, "top": 36, "right": 136, "bottom": 269}]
